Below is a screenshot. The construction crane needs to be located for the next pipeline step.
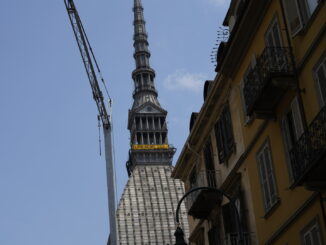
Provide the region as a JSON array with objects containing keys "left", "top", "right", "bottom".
[{"left": 64, "top": 0, "right": 118, "bottom": 244}]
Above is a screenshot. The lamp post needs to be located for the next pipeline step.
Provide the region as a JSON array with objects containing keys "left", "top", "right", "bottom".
[{"left": 174, "top": 186, "right": 244, "bottom": 245}]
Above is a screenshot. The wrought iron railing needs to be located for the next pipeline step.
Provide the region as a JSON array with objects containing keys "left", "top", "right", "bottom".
[
  {"left": 290, "top": 105, "right": 326, "bottom": 183},
  {"left": 243, "top": 47, "right": 294, "bottom": 114},
  {"left": 185, "top": 170, "right": 219, "bottom": 210},
  {"left": 223, "top": 232, "right": 254, "bottom": 245}
]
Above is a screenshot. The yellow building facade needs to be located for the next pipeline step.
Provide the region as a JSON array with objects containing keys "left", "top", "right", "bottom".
[{"left": 172, "top": 0, "right": 326, "bottom": 244}]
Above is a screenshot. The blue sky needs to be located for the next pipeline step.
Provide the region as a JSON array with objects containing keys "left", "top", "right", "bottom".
[{"left": 0, "top": 0, "right": 230, "bottom": 244}]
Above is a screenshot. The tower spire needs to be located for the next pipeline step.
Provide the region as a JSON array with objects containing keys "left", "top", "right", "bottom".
[
  {"left": 131, "top": 0, "right": 160, "bottom": 109},
  {"left": 115, "top": 2, "right": 189, "bottom": 243},
  {"left": 126, "top": 0, "right": 175, "bottom": 175},
  {"left": 133, "top": 0, "right": 150, "bottom": 69}
]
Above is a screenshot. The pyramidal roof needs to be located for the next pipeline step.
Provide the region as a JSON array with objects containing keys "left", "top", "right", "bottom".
[{"left": 117, "top": 165, "right": 189, "bottom": 244}]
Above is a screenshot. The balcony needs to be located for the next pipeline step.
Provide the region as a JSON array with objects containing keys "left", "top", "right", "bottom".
[
  {"left": 185, "top": 170, "right": 220, "bottom": 219},
  {"left": 243, "top": 47, "right": 295, "bottom": 118},
  {"left": 290, "top": 105, "right": 326, "bottom": 189},
  {"left": 223, "top": 232, "right": 254, "bottom": 245}
]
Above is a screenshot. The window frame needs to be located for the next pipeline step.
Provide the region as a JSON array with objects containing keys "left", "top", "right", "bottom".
[
  {"left": 299, "top": 0, "right": 319, "bottom": 23},
  {"left": 214, "top": 104, "right": 235, "bottom": 164},
  {"left": 240, "top": 55, "right": 257, "bottom": 125},
  {"left": 281, "top": 96, "right": 305, "bottom": 183},
  {"left": 282, "top": 0, "right": 321, "bottom": 37},
  {"left": 265, "top": 16, "right": 283, "bottom": 47},
  {"left": 282, "top": 0, "right": 304, "bottom": 36},
  {"left": 256, "top": 139, "right": 279, "bottom": 213},
  {"left": 300, "top": 216, "right": 324, "bottom": 245},
  {"left": 208, "top": 225, "right": 220, "bottom": 245},
  {"left": 313, "top": 52, "right": 326, "bottom": 108}
]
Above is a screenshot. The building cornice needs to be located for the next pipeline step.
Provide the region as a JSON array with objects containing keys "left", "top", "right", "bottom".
[{"left": 172, "top": 73, "right": 228, "bottom": 180}]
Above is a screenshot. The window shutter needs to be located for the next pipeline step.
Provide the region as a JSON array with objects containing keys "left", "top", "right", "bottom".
[
  {"left": 215, "top": 121, "right": 225, "bottom": 163},
  {"left": 215, "top": 106, "right": 235, "bottom": 163},
  {"left": 264, "top": 147, "right": 277, "bottom": 203},
  {"left": 257, "top": 143, "right": 278, "bottom": 211},
  {"left": 258, "top": 152, "right": 271, "bottom": 209},
  {"left": 222, "top": 203, "right": 232, "bottom": 234},
  {"left": 265, "top": 18, "right": 282, "bottom": 47},
  {"left": 224, "top": 107, "right": 234, "bottom": 152},
  {"left": 283, "top": 0, "right": 303, "bottom": 36},
  {"left": 240, "top": 79, "right": 252, "bottom": 124},
  {"left": 222, "top": 203, "right": 238, "bottom": 234},
  {"left": 304, "top": 233, "right": 313, "bottom": 245},
  {"left": 291, "top": 97, "right": 304, "bottom": 140},
  {"left": 315, "top": 61, "right": 326, "bottom": 106},
  {"left": 240, "top": 79, "right": 247, "bottom": 116},
  {"left": 281, "top": 116, "right": 295, "bottom": 181},
  {"left": 272, "top": 20, "right": 282, "bottom": 47},
  {"left": 281, "top": 116, "right": 293, "bottom": 150},
  {"left": 302, "top": 219, "right": 323, "bottom": 245},
  {"left": 204, "top": 142, "right": 217, "bottom": 188},
  {"left": 208, "top": 226, "right": 220, "bottom": 245}
]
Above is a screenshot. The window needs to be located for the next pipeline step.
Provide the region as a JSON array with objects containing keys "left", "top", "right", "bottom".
[
  {"left": 240, "top": 55, "right": 257, "bottom": 123},
  {"left": 208, "top": 226, "right": 220, "bottom": 245},
  {"left": 283, "top": 0, "right": 319, "bottom": 36},
  {"left": 193, "top": 230, "right": 205, "bottom": 245},
  {"left": 301, "top": 217, "right": 323, "bottom": 245},
  {"left": 257, "top": 140, "right": 278, "bottom": 212},
  {"left": 204, "top": 142, "right": 217, "bottom": 188},
  {"left": 222, "top": 192, "right": 246, "bottom": 245},
  {"left": 189, "top": 169, "right": 197, "bottom": 189},
  {"left": 314, "top": 55, "right": 326, "bottom": 106},
  {"left": 281, "top": 96, "right": 304, "bottom": 181},
  {"left": 265, "top": 17, "right": 282, "bottom": 47},
  {"left": 300, "top": 0, "right": 319, "bottom": 22},
  {"left": 222, "top": 202, "right": 238, "bottom": 234},
  {"left": 214, "top": 105, "right": 235, "bottom": 163}
]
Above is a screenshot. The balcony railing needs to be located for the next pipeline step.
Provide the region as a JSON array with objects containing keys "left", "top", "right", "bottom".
[
  {"left": 223, "top": 232, "right": 254, "bottom": 245},
  {"left": 290, "top": 105, "right": 326, "bottom": 186},
  {"left": 185, "top": 170, "right": 220, "bottom": 219},
  {"left": 243, "top": 47, "right": 295, "bottom": 117}
]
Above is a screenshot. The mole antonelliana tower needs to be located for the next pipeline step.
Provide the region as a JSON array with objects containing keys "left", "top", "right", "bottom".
[{"left": 115, "top": 0, "right": 189, "bottom": 244}]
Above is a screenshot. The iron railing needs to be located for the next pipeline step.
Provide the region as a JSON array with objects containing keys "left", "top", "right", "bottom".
[
  {"left": 243, "top": 47, "right": 294, "bottom": 114},
  {"left": 290, "top": 105, "right": 326, "bottom": 183},
  {"left": 185, "top": 170, "right": 219, "bottom": 210},
  {"left": 223, "top": 232, "right": 254, "bottom": 245}
]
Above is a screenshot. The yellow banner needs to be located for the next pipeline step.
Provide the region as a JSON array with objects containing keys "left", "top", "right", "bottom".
[{"left": 132, "top": 144, "right": 169, "bottom": 150}]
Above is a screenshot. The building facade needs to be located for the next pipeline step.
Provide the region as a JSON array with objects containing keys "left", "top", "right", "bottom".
[
  {"left": 172, "top": 0, "right": 326, "bottom": 244},
  {"left": 115, "top": 0, "right": 189, "bottom": 244}
]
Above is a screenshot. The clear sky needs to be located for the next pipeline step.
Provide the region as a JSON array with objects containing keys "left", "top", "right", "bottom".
[{"left": 0, "top": 0, "right": 230, "bottom": 244}]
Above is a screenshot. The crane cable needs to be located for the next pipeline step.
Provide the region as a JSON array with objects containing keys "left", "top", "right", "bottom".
[
  {"left": 78, "top": 13, "right": 111, "bottom": 101},
  {"left": 98, "top": 115, "right": 102, "bottom": 156}
]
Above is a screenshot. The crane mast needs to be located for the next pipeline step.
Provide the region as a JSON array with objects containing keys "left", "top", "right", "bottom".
[{"left": 64, "top": 0, "right": 118, "bottom": 244}]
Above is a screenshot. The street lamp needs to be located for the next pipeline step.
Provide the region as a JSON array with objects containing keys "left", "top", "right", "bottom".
[
  {"left": 174, "top": 226, "right": 187, "bottom": 245},
  {"left": 174, "top": 186, "right": 244, "bottom": 245}
]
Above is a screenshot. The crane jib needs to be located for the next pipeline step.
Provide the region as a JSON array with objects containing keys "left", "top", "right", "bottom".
[
  {"left": 64, "top": 0, "right": 110, "bottom": 128},
  {"left": 64, "top": 1, "right": 117, "bottom": 244}
]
